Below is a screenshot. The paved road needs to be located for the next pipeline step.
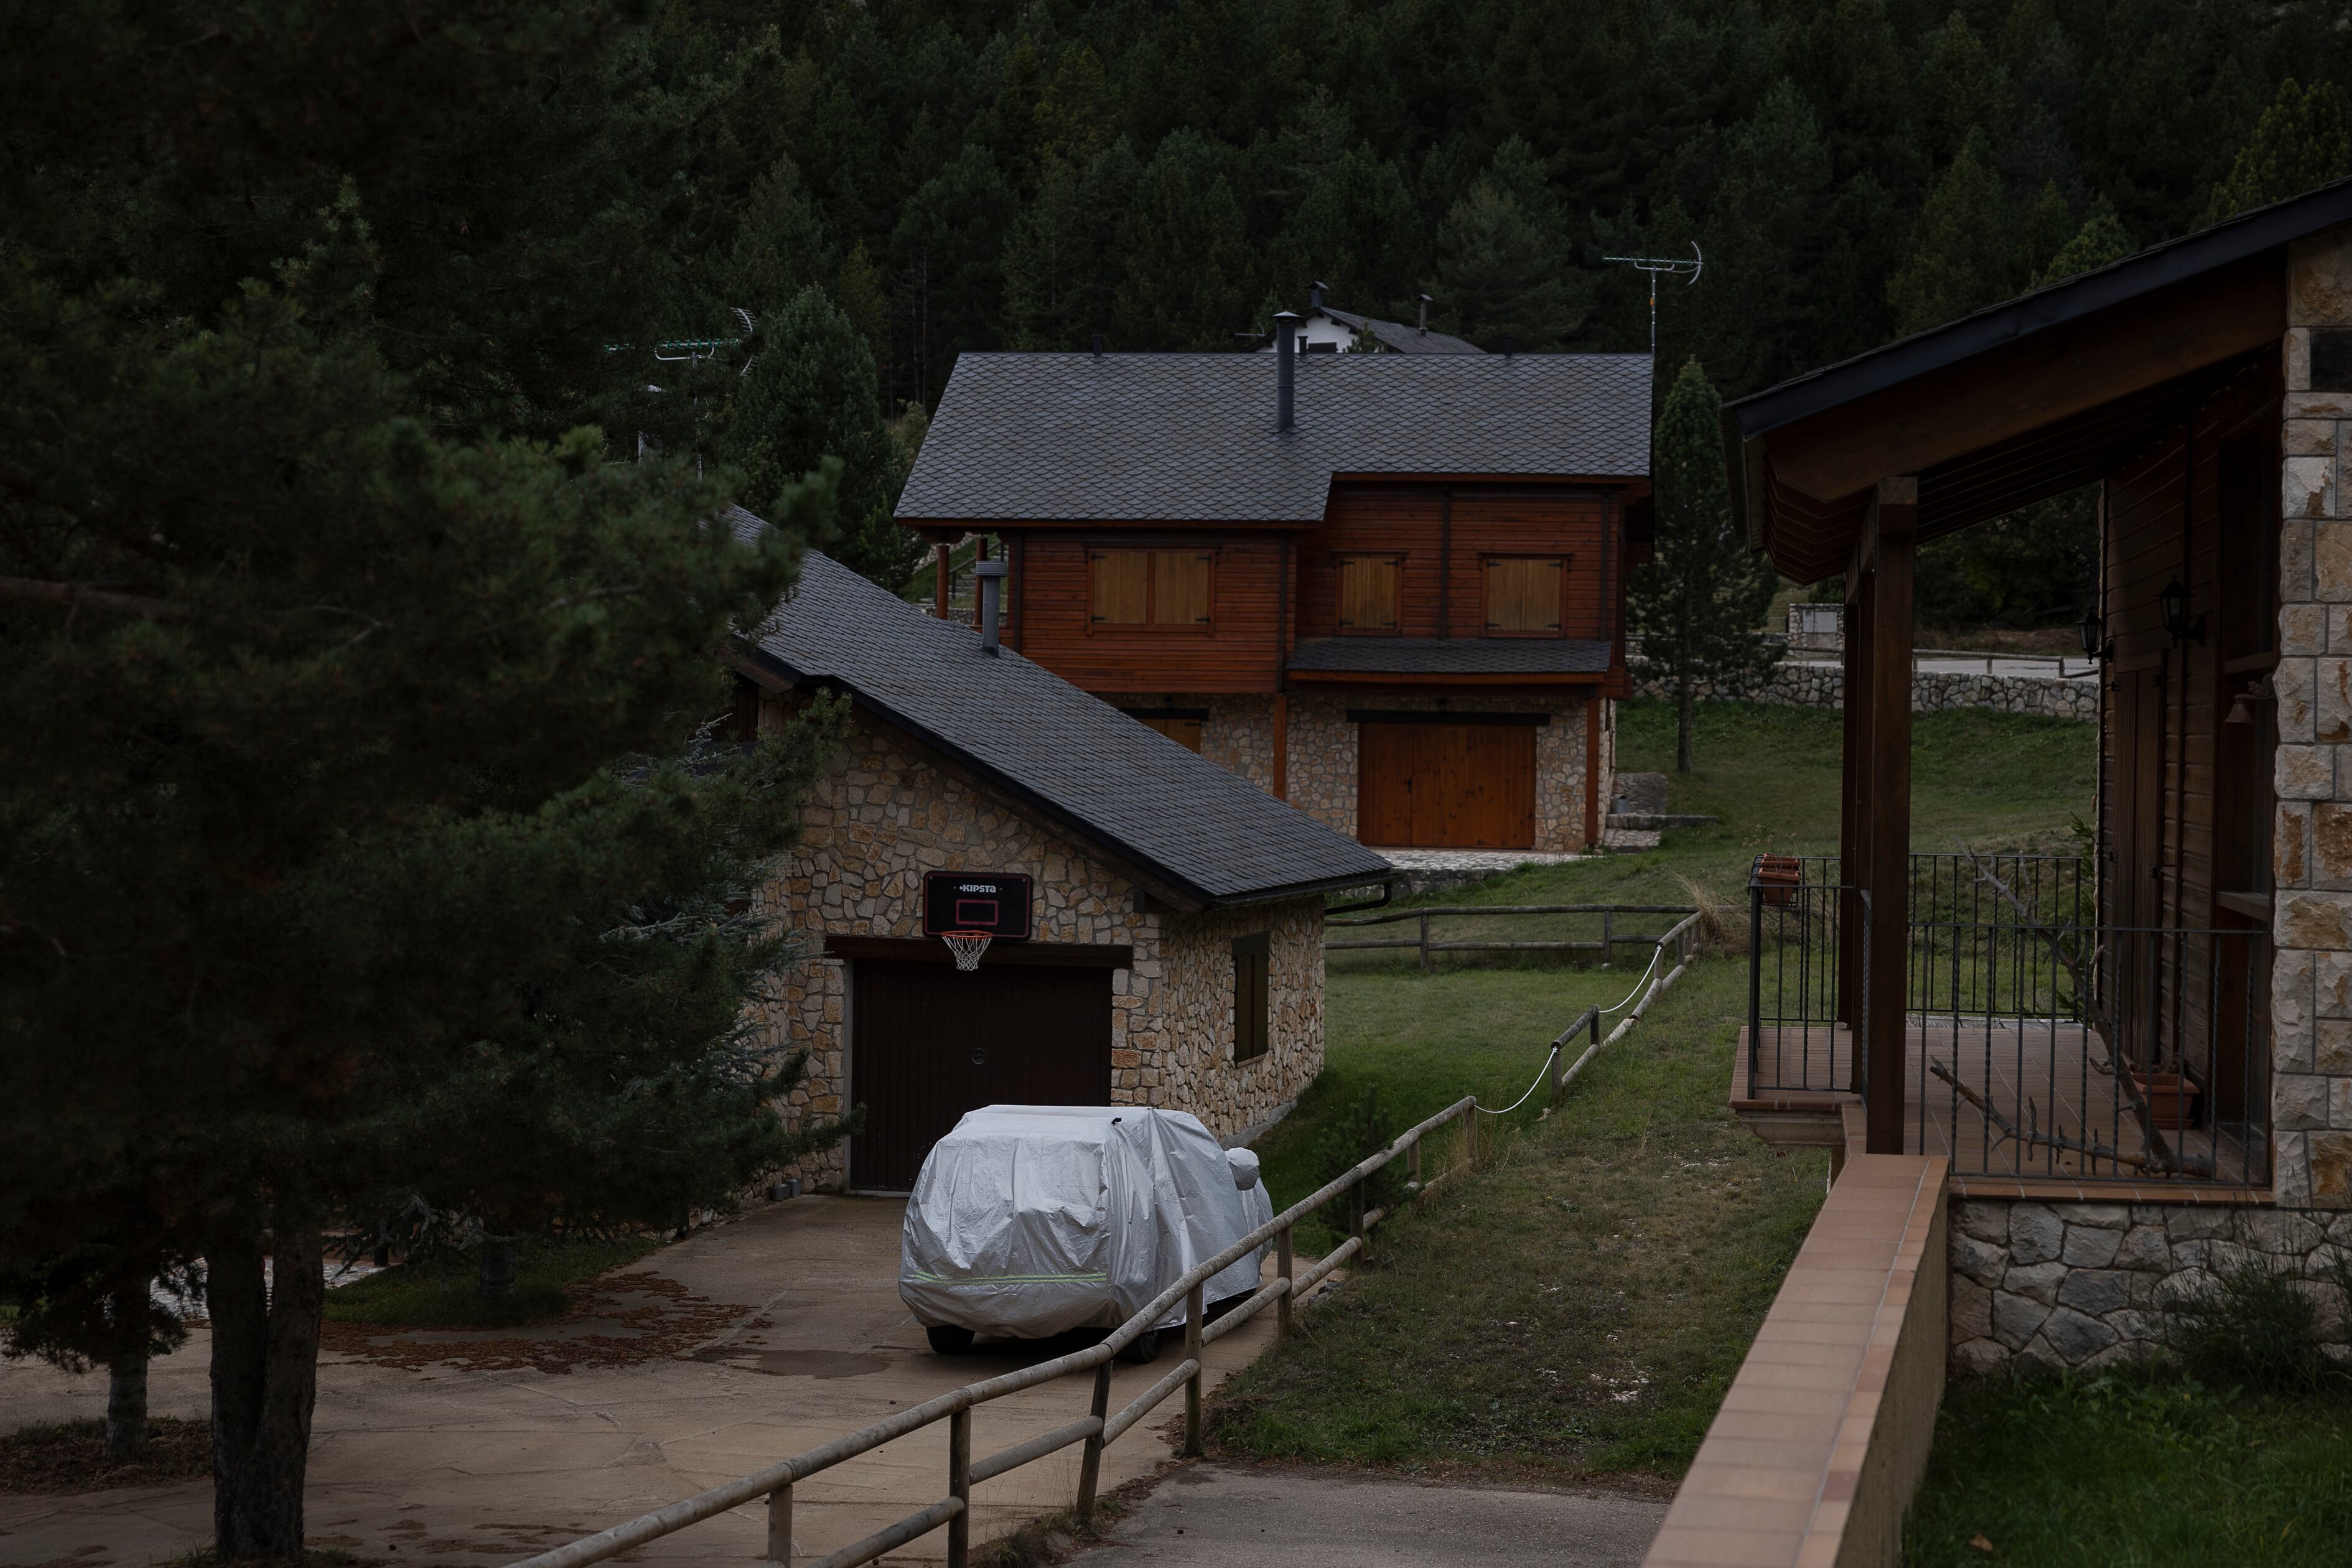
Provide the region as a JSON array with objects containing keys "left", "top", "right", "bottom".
[{"left": 1071, "top": 1463, "right": 1666, "bottom": 1567}]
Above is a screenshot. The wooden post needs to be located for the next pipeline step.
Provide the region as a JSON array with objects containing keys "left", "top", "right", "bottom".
[
  {"left": 1462, "top": 1104, "right": 1479, "bottom": 1169},
  {"left": 1864, "top": 478, "right": 1917, "bottom": 1155},
  {"left": 1584, "top": 694, "right": 1603, "bottom": 849},
  {"left": 1348, "top": 1174, "right": 1365, "bottom": 1243},
  {"left": 1182, "top": 1282, "right": 1205, "bottom": 1457},
  {"left": 1839, "top": 576, "right": 1873, "bottom": 1032},
  {"left": 1076, "top": 1361, "right": 1111, "bottom": 1516},
  {"left": 1272, "top": 692, "right": 1289, "bottom": 800},
  {"left": 1408, "top": 1138, "right": 1422, "bottom": 1188},
  {"left": 1601, "top": 908, "right": 1614, "bottom": 969},
  {"left": 1276, "top": 1225, "right": 1295, "bottom": 1337},
  {"left": 766, "top": 1483, "right": 793, "bottom": 1564},
  {"left": 1419, "top": 909, "right": 1432, "bottom": 970},
  {"left": 948, "top": 1407, "right": 971, "bottom": 1568},
  {"left": 933, "top": 543, "right": 950, "bottom": 621}
]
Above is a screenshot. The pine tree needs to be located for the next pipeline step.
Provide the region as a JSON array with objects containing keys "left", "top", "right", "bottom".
[
  {"left": 2033, "top": 198, "right": 2134, "bottom": 286},
  {"left": 1887, "top": 133, "right": 2015, "bottom": 335},
  {"left": 1115, "top": 131, "right": 1253, "bottom": 350},
  {"left": 1427, "top": 138, "right": 1589, "bottom": 348},
  {"left": 2202, "top": 78, "right": 2352, "bottom": 225},
  {"left": 1628, "top": 360, "right": 1781, "bottom": 772}
]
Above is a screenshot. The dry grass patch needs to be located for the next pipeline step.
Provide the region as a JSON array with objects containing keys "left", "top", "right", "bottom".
[{"left": 0, "top": 1417, "right": 212, "bottom": 1494}]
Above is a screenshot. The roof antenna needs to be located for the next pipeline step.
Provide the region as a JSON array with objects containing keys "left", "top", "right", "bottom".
[{"left": 1602, "top": 243, "right": 1704, "bottom": 358}]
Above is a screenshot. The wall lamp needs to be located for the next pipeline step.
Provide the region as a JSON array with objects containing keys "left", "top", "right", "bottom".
[
  {"left": 2158, "top": 577, "right": 2205, "bottom": 646},
  {"left": 2077, "top": 609, "right": 2111, "bottom": 661}
]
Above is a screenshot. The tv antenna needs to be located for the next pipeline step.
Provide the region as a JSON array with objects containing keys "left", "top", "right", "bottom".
[{"left": 1602, "top": 243, "right": 1702, "bottom": 358}]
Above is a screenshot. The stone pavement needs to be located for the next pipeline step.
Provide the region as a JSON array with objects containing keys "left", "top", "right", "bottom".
[
  {"left": 1069, "top": 1463, "right": 1666, "bottom": 1566},
  {"left": 0, "top": 1197, "right": 1310, "bottom": 1567}
]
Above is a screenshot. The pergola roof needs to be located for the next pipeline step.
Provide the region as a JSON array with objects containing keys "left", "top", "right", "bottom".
[{"left": 1724, "top": 178, "right": 2352, "bottom": 582}]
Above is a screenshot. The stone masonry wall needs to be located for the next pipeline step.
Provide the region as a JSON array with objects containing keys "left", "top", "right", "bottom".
[
  {"left": 1284, "top": 692, "right": 1605, "bottom": 853},
  {"left": 1949, "top": 1197, "right": 2352, "bottom": 1373},
  {"left": 1092, "top": 693, "right": 1278, "bottom": 793},
  {"left": 1630, "top": 661, "right": 2099, "bottom": 722},
  {"left": 2272, "top": 224, "right": 2352, "bottom": 1208},
  {"left": 755, "top": 704, "right": 1323, "bottom": 1188}
]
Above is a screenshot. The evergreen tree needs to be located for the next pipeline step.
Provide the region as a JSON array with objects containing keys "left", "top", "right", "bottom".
[
  {"left": 1116, "top": 131, "right": 1253, "bottom": 350},
  {"left": 2033, "top": 198, "right": 2134, "bottom": 286},
  {"left": 1887, "top": 133, "right": 2015, "bottom": 334},
  {"left": 889, "top": 145, "right": 1016, "bottom": 402},
  {"left": 1427, "top": 138, "right": 1588, "bottom": 348},
  {"left": 1628, "top": 360, "right": 1780, "bottom": 772},
  {"left": 2202, "top": 78, "right": 2352, "bottom": 225}
]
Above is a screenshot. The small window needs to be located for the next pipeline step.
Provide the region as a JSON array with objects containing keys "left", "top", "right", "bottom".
[
  {"left": 1337, "top": 555, "right": 1402, "bottom": 633},
  {"left": 1483, "top": 556, "right": 1566, "bottom": 635},
  {"left": 1124, "top": 707, "right": 1208, "bottom": 752},
  {"left": 1090, "top": 549, "right": 1213, "bottom": 628},
  {"left": 1232, "top": 933, "right": 1270, "bottom": 1062}
]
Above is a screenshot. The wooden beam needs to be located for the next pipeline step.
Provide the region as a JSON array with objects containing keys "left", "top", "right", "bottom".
[
  {"left": 933, "top": 543, "right": 950, "bottom": 620},
  {"left": 1838, "top": 589, "right": 1871, "bottom": 1031},
  {"left": 1862, "top": 479, "right": 1917, "bottom": 1155},
  {"left": 1765, "top": 260, "right": 2279, "bottom": 503}
]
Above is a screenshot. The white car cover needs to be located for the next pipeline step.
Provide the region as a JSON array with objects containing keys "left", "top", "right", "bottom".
[{"left": 901, "top": 1105, "right": 1275, "bottom": 1338}]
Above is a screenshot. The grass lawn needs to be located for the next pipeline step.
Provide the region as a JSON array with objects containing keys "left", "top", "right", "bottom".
[
  {"left": 323, "top": 1236, "right": 661, "bottom": 1328},
  {"left": 1210, "top": 697, "right": 2096, "bottom": 1480},
  {"left": 1903, "top": 1372, "right": 2352, "bottom": 1566}
]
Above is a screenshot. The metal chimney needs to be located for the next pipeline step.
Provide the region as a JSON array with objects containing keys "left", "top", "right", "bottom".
[
  {"left": 1091, "top": 333, "right": 1104, "bottom": 357},
  {"left": 1273, "top": 310, "right": 1300, "bottom": 432},
  {"left": 1309, "top": 281, "right": 1327, "bottom": 310},
  {"left": 1417, "top": 293, "right": 1432, "bottom": 334},
  {"left": 975, "top": 559, "right": 1009, "bottom": 655}
]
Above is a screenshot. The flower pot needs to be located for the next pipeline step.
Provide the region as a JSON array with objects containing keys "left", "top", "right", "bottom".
[
  {"left": 2132, "top": 1071, "right": 2200, "bottom": 1128},
  {"left": 1754, "top": 854, "right": 1803, "bottom": 908}
]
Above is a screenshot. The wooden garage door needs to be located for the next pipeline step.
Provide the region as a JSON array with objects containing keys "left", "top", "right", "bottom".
[
  {"left": 849, "top": 960, "right": 1113, "bottom": 1191},
  {"left": 1357, "top": 722, "right": 1538, "bottom": 849}
]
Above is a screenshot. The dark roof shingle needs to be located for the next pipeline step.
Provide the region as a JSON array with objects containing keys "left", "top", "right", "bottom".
[
  {"left": 896, "top": 352, "right": 1652, "bottom": 524},
  {"left": 740, "top": 539, "right": 1393, "bottom": 907}
]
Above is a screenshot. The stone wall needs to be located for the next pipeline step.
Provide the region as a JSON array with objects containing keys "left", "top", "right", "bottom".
[
  {"left": 1631, "top": 660, "right": 2099, "bottom": 722},
  {"left": 1948, "top": 1197, "right": 2352, "bottom": 1373},
  {"left": 755, "top": 703, "right": 1324, "bottom": 1188},
  {"left": 2272, "top": 223, "right": 2352, "bottom": 1208}
]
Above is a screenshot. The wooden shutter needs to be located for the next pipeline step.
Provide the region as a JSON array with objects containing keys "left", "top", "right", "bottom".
[
  {"left": 1484, "top": 557, "right": 1564, "bottom": 633},
  {"left": 1143, "top": 716, "right": 1205, "bottom": 752},
  {"left": 1338, "top": 556, "right": 1401, "bottom": 632},
  {"left": 1152, "top": 550, "right": 1213, "bottom": 626},
  {"left": 1232, "top": 933, "right": 1271, "bottom": 1062},
  {"left": 1090, "top": 550, "right": 1148, "bottom": 624}
]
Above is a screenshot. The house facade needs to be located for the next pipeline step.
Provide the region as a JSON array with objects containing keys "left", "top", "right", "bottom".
[
  {"left": 895, "top": 337, "right": 1654, "bottom": 855},
  {"left": 729, "top": 544, "right": 1391, "bottom": 1192},
  {"left": 1720, "top": 179, "right": 2352, "bottom": 1373}
]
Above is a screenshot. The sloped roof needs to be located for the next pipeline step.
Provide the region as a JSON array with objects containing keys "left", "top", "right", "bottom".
[
  {"left": 1317, "top": 306, "right": 1484, "bottom": 355},
  {"left": 895, "top": 352, "right": 1653, "bottom": 524},
  {"left": 735, "top": 534, "right": 1394, "bottom": 909},
  {"left": 1287, "top": 637, "right": 1612, "bottom": 676}
]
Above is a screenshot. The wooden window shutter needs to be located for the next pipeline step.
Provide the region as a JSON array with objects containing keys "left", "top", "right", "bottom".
[
  {"left": 1485, "top": 557, "right": 1565, "bottom": 633},
  {"left": 1232, "top": 932, "right": 1271, "bottom": 1062},
  {"left": 1152, "top": 550, "right": 1213, "bottom": 626},
  {"left": 1338, "top": 556, "right": 1401, "bottom": 633},
  {"left": 1090, "top": 550, "right": 1148, "bottom": 624}
]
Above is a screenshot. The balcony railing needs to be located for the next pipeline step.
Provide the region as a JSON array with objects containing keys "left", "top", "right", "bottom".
[{"left": 1747, "top": 854, "right": 2270, "bottom": 1185}]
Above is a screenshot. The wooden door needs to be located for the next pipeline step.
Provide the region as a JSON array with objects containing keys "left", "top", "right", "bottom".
[
  {"left": 1356, "top": 722, "right": 1537, "bottom": 849},
  {"left": 849, "top": 960, "right": 1113, "bottom": 1191}
]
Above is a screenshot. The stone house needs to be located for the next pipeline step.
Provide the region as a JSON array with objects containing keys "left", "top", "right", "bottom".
[
  {"left": 729, "top": 544, "right": 1392, "bottom": 1192},
  {"left": 891, "top": 332, "right": 1653, "bottom": 856},
  {"left": 1721, "top": 177, "right": 2352, "bottom": 1371}
]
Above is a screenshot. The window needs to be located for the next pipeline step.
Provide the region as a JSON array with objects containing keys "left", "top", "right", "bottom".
[
  {"left": 1337, "top": 554, "right": 1402, "bottom": 633},
  {"left": 1232, "top": 933, "right": 1271, "bottom": 1062},
  {"left": 1090, "top": 549, "right": 1214, "bottom": 628},
  {"left": 1483, "top": 556, "right": 1566, "bottom": 635},
  {"left": 1123, "top": 707, "right": 1207, "bottom": 752}
]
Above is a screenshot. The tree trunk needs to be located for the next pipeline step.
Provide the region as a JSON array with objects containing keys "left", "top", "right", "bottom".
[
  {"left": 1676, "top": 672, "right": 1696, "bottom": 773},
  {"left": 477, "top": 1234, "right": 516, "bottom": 1300},
  {"left": 208, "top": 1228, "right": 324, "bottom": 1561},
  {"left": 105, "top": 1348, "right": 148, "bottom": 1463}
]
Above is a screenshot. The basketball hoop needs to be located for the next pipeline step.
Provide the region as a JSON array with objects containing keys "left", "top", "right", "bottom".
[{"left": 941, "top": 930, "right": 992, "bottom": 972}]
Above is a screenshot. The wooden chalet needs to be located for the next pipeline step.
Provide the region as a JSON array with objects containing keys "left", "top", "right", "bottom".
[
  {"left": 894, "top": 325, "right": 1654, "bottom": 854},
  {"left": 1724, "top": 179, "right": 2352, "bottom": 1213}
]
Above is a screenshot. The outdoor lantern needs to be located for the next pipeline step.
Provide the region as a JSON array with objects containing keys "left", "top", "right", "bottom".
[
  {"left": 2158, "top": 577, "right": 2203, "bottom": 645},
  {"left": 2077, "top": 608, "right": 2104, "bottom": 658}
]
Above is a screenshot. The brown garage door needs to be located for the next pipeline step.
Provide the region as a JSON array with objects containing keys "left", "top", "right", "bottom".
[
  {"left": 849, "top": 959, "right": 1114, "bottom": 1191},
  {"left": 1356, "top": 721, "right": 1538, "bottom": 849}
]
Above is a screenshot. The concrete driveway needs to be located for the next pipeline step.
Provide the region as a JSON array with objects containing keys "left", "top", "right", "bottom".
[{"left": 0, "top": 1197, "right": 1301, "bottom": 1566}]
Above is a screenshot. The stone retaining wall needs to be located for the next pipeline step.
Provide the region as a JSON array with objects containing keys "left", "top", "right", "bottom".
[
  {"left": 1948, "top": 1197, "right": 2352, "bottom": 1373},
  {"left": 1633, "top": 661, "right": 2099, "bottom": 722}
]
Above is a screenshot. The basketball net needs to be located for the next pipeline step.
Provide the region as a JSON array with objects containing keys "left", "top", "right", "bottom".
[{"left": 942, "top": 931, "right": 992, "bottom": 972}]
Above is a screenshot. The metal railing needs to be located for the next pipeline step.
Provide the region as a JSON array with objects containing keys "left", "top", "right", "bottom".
[
  {"left": 1330, "top": 903, "right": 1696, "bottom": 970},
  {"left": 511, "top": 1097, "right": 1483, "bottom": 1568},
  {"left": 1743, "top": 853, "right": 2273, "bottom": 1183}
]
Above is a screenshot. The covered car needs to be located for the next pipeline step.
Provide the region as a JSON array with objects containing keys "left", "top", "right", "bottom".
[{"left": 901, "top": 1105, "right": 1276, "bottom": 1361}]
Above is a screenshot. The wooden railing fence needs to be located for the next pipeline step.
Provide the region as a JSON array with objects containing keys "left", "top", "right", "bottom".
[{"left": 1329, "top": 903, "right": 1694, "bottom": 969}]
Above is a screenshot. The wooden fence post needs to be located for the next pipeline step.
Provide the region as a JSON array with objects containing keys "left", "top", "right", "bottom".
[
  {"left": 1276, "top": 1225, "right": 1295, "bottom": 1338},
  {"left": 1418, "top": 909, "right": 1432, "bottom": 970},
  {"left": 1076, "top": 1361, "right": 1112, "bottom": 1516},
  {"left": 1182, "top": 1282, "right": 1205, "bottom": 1457},
  {"left": 1602, "top": 908, "right": 1614, "bottom": 968},
  {"left": 1463, "top": 1105, "right": 1479, "bottom": 1169},
  {"left": 765, "top": 1483, "right": 793, "bottom": 1564},
  {"left": 948, "top": 1407, "right": 971, "bottom": 1568},
  {"left": 1348, "top": 1174, "right": 1365, "bottom": 1244}
]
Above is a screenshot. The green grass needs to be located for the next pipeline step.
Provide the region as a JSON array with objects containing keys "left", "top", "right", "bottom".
[
  {"left": 1207, "top": 697, "right": 2097, "bottom": 1479},
  {"left": 1903, "top": 1372, "right": 2352, "bottom": 1566},
  {"left": 322, "top": 1236, "right": 661, "bottom": 1328}
]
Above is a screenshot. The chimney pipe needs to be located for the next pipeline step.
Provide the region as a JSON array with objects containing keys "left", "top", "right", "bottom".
[
  {"left": 1273, "top": 310, "right": 1300, "bottom": 432},
  {"left": 1091, "top": 333, "right": 1104, "bottom": 357},
  {"left": 1309, "top": 280, "right": 1326, "bottom": 311},
  {"left": 1417, "top": 293, "right": 1432, "bottom": 334},
  {"left": 974, "top": 559, "right": 1009, "bottom": 655}
]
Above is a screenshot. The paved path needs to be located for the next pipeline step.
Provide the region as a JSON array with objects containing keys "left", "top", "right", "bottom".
[
  {"left": 1071, "top": 1463, "right": 1666, "bottom": 1566},
  {"left": 0, "top": 1197, "right": 1309, "bottom": 1567}
]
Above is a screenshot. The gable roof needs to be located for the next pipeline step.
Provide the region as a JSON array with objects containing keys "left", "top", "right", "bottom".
[
  {"left": 1316, "top": 304, "right": 1483, "bottom": 355},
  {"left": 895, "top": 352, "right": 1652, "bottom": 525},
  {"left": 733, "top": 533, "right": 1394, "bottom": 910}
]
